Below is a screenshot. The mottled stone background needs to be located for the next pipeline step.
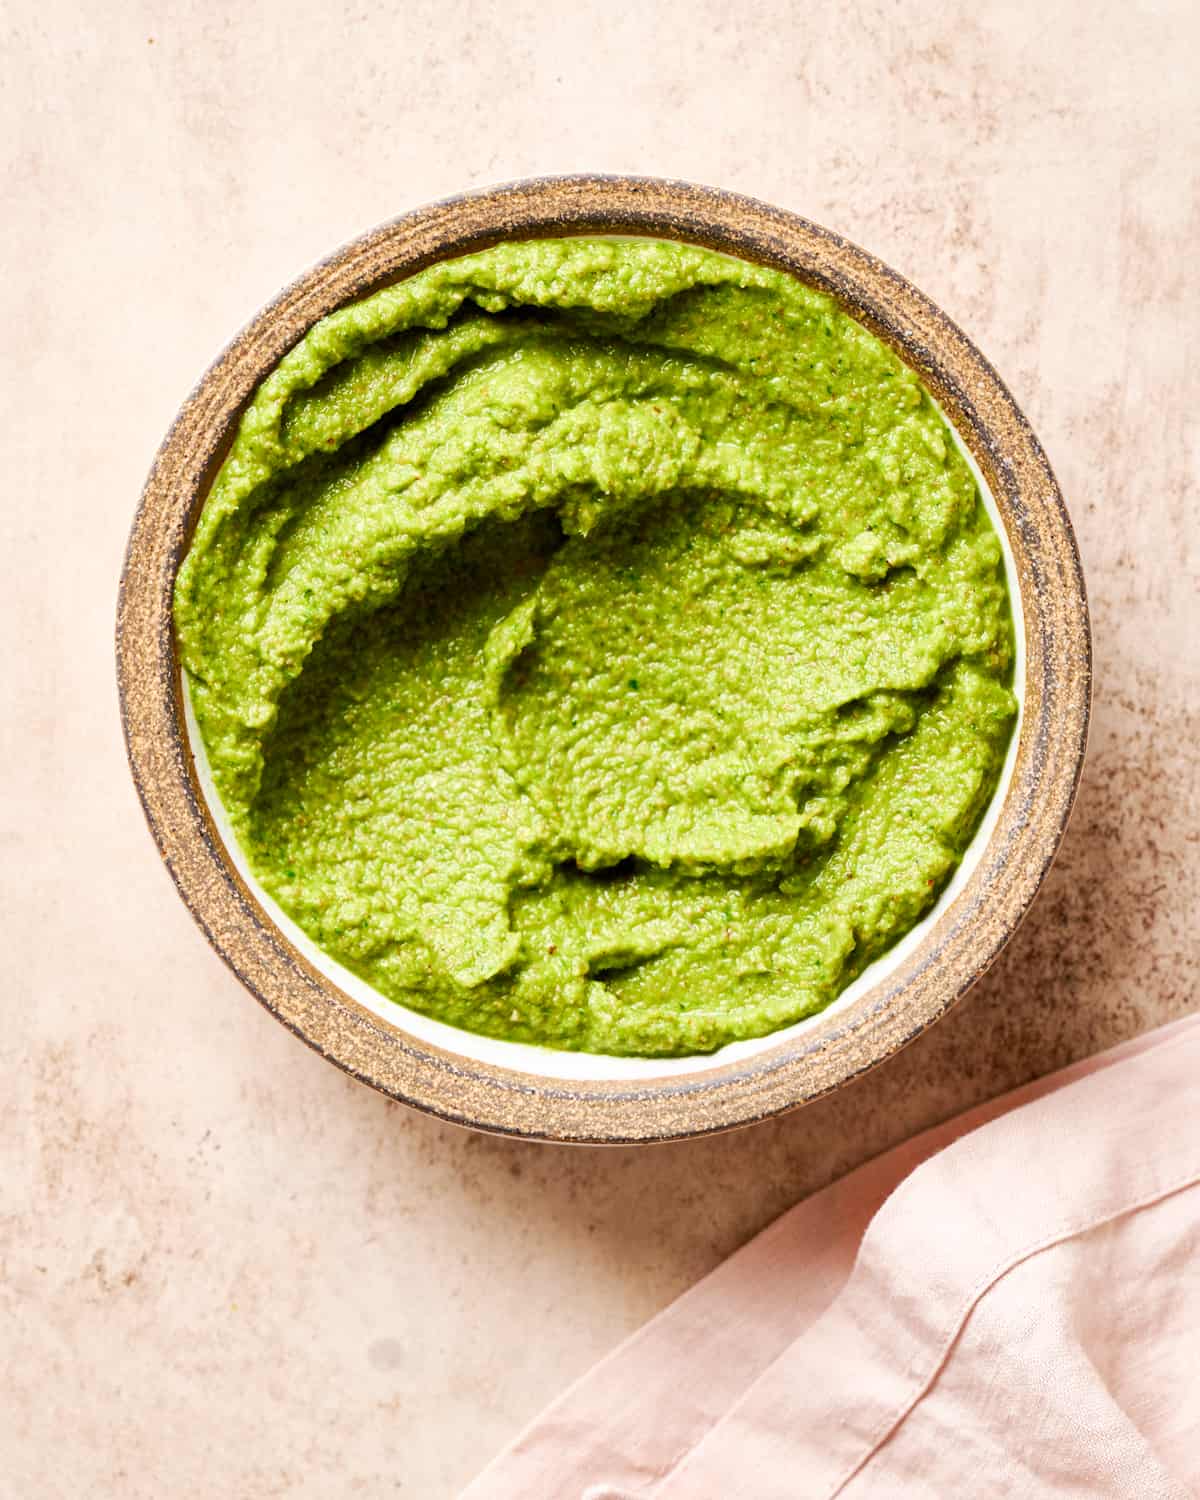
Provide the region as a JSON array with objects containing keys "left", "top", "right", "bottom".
[{"left": 3, "top": 1, "right": 1196, "bottom": 1494}]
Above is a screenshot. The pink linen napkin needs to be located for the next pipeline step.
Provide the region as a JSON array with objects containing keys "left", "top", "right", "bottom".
[{"left": 463, "top": 1012, "right": 1200, "bottom": 1499}]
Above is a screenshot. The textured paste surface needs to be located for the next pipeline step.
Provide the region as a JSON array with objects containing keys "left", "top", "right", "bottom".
[{"left": 176, "top": 238, "right": 1015, "bottom": 1055}]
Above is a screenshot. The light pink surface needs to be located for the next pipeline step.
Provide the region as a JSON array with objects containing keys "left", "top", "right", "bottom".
[{"left": 465, "top": 1015, "right": 1200, "bottom": 1498}]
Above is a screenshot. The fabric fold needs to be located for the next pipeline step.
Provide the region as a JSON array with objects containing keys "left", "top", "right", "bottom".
[{"left": 463, "top": 1014, "right": 1200, "bottom": 1499}]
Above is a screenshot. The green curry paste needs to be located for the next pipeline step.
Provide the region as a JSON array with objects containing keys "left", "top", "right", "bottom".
[{"left": 176, "top": 237, "right": 1016, "bottom": 1056}]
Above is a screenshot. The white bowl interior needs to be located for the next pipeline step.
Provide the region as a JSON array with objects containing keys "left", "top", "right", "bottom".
[{"left": 184, "top": 374, "right": 1024, "bottom": 1085}]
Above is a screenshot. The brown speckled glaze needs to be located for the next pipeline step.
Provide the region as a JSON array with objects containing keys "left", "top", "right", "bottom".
[{"left": 116, "top": 176, "right": 1090, "bottom": 1143}]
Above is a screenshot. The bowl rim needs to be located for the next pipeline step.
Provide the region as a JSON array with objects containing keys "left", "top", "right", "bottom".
[{"left": 116, "top": 173, "right": 1091, "bottom": 1143}]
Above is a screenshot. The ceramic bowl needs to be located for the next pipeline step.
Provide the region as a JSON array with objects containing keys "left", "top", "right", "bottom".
[{"left": 117, "top": 175, "right": 1090, "bottom": 1143}]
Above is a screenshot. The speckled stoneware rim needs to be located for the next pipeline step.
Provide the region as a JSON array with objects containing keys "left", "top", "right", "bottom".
[{"left": 117, "top": 174, "right": 1091, "bottom": 1144}]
